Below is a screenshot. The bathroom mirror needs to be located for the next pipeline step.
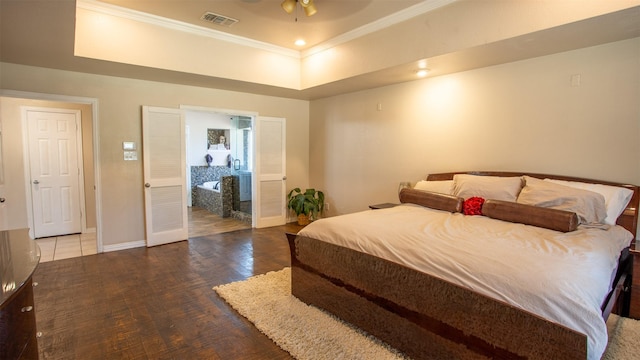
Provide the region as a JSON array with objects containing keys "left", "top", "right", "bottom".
[{"left": 207, "top": 128, "right": 230, "bottom": 150}]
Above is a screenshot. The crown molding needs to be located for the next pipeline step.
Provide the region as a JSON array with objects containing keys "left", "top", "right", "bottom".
[
  {"left": 77, "top": 0, "right": 301, "bottom": 59},
  {"left": 301, "top": 0, "right": 459, "bottom": 58},
  {"left": 77, "top": 0, "right": 458, "bottom": 62}
]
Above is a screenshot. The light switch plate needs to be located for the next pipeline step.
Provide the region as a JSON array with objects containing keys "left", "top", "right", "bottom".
[
  {"left": 124, "top": 151, "right": 138, "bottom": 161},
  {"left": 123, "top": 141, "right": 136, "bottom": 150}
]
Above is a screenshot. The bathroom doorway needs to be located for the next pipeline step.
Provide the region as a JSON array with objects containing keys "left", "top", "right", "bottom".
[{"left": 184, "top": 108, "right": 254, "bottom": 237}]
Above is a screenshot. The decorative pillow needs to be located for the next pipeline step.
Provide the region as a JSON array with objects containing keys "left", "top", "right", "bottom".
[
  {"left": 452, "top": 174, "right": 523, "bottom": 202},
  {"left": 517, "top": 176, "right": 607, "bottom": 225},
  {"left": 399, "top": 188, "right": 463, "bottom": 213},
  {"left": 483, "top": 199, "right": 579, "bottom": 232},
  {"left": 413, "top": 180, "right": 454, "bottom": 195},
  {"left": 544, "top": 179, "right": 633, "bottom": 225},
  {"left": 463, "top": 197, "right": 485, "bottom": 215}
]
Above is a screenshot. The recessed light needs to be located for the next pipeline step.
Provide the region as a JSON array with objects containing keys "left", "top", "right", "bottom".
[
  {"left": 417, "top": 69, "right": 429, "bottom": 77},
  {"left": 295, "top": 39, "right": 306, "bottom": 46}
]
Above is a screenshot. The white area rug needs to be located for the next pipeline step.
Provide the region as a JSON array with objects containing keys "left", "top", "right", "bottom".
[{"left": 214, "top": 267, "right": 640, "bottom": 360}]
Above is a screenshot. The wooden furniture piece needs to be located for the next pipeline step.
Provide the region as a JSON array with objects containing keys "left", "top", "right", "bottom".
[
  {"left": 288, "top": 171, "right": 639, "bottom": 360},
  {"left": 629, "top": 242, "right": 640, "bottom": 319},
  {"left": 0, "top": 228, "right": 41, "bottom": 359}
]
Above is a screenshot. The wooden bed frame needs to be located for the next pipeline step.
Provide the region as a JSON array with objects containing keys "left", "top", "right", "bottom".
[{"left": 287, "top": 171, "right": 639, "bottom": 360}]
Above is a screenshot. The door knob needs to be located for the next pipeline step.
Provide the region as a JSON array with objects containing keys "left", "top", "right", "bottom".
[
  {"left": 145, "top": 183, "right": 151, "bottom": 188},
  {"left": 33, "top": 180, "right": 39, "bottom": 185},
  {"left": 0, "top": 198, "right": 5, "bottom": 203}
]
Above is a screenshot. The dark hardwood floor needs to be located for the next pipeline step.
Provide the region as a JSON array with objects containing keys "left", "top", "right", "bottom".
[{"left": 33, "top": 223, "right": 305, "bottom": 359}]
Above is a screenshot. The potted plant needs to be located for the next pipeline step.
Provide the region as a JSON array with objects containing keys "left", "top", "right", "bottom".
[{"left": 287, "top": 188, "right": 325, "bottom": 225}]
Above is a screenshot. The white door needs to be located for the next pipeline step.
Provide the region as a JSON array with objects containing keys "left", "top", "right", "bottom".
[
  {"left": 26, "top": 108, "right": 82, "bottom": 238},
  {"left": 142, "top": 106, "right": 188, "bottom": 247},
  {"left": 254, "top": 116, "right": 286, "bottom": 228}
]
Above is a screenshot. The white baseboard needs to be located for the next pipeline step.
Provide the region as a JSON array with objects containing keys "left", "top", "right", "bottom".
[{"left": 103, "top": 240, "right": 145, "bottom": 253}]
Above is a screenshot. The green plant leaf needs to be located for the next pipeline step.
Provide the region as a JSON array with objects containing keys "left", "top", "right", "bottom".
[{"left": 286, "top": 188, "right": 325, "bottom": 218}]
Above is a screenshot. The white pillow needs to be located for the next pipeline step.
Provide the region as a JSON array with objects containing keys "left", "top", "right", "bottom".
[
  {"left": 544, "top": 179, "right": 633, "bottom": 225},
  {"left": 452, "top": 174, "right": 523, "bottom": 201},
  {"left": 518, "top": 176, "right": 607, "bottom": 225},
  {"left": 413, "top": 180, "right": 453, "bottom": 195}
]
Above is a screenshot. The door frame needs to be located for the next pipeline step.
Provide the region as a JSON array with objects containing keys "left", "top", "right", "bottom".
[
  {"left": 22, "top": 106, "right": 86, "bottom": 238},
  {"left": 1, "top": 90, "right": 103, "bottom": 251}
]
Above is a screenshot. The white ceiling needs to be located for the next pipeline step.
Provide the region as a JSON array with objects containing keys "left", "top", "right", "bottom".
[{"left": 98, "top": 0, "right": 424, "bottom": 50}]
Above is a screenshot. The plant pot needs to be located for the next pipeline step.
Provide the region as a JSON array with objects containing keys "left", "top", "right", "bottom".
[{"left": 297, "top": 214, "right": 310, "bottom": 226}]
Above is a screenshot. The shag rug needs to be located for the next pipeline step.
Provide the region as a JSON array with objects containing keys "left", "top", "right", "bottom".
[{"left": 213, "top": 268, "right": 640, "bottom": 360}]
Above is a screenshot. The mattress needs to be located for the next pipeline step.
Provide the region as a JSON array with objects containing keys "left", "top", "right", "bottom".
[{"left": 298, "top": 203, "right": 633, "bottom": 359}]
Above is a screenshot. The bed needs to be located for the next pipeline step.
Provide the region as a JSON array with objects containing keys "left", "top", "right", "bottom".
[{"left": 287, "top": 171, "right": 639, "bottom": 360}]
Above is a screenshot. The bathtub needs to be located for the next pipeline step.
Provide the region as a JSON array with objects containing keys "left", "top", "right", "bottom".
[
  {"left": 199, "top": 181, "right": 221, "bottom": 192},
  {"left": 194, "top": 181, "right": 223, "bottom": 215}
]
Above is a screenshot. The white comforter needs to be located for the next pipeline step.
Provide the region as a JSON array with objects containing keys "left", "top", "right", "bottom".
[{"left": 298, "top": 204, "right": 633, "bottom": 360}]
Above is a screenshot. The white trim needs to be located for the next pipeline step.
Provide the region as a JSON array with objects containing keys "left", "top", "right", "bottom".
[
  {"left": 77, "top": 0, "right": 300, "bottom": 59},
  {"left": 19, "top": 109, "right": 33, "bottom": 238},
  {"left": 74, "top": 110, "right": 88, "bottom": 235},
  {"left": 103, "top": 240, "right": 146, "bottom": 253},
  {"left": 185, "top": 124, "right": 192, "bottom": 207},
  {"left": 179, "top": 105, "right": 259, "bottom": 118},
  {"left": 0, "top": 90, "right": 103, "bottom": 253},
  {"left": 76, "top": 0, "right": 458, "bottom": 61},
  {"left": 303, "top": 0, "right": 458, "bottom": 58},
  {"left": 92, "top": 98, "right": 103, "bottom": 253}
]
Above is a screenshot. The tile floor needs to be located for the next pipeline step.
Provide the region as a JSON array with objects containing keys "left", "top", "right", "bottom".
[{"left": 36, "top": 233, "right": 97, "bottom": 263}]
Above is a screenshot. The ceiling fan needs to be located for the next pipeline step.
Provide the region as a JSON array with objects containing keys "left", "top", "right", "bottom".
[{"left": 281, "top": 0, "right": 317, "bottom": 17}]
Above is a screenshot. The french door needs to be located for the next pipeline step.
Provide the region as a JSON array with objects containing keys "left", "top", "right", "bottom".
[
  {"left": 254, "top": 116, "right": 286, "bottom": 228},
  {"left": 142, "top": 106, "right": 188, "bottom": 247}
]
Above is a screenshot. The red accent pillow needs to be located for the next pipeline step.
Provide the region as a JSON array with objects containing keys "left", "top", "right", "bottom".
[{"left": 463, "top": 197, "right": 485, "bottom": 215}]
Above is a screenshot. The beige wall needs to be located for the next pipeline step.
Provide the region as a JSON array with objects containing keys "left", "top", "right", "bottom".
[
  {"left": 1, "top": 37, "right": 637, "bottom": 245},
  {"left": 309, "top": 38, "right": 640, "bottom": 216},
  {"left": 0, "top": 97, "right": 96, "bottom": 230},
  {"left": 0, "top": 64, "right": 310, "bottom": 247}
]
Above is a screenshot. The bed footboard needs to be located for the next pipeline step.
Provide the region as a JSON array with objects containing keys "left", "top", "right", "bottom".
[{"left": 287, "top": 233, "right": 587, "bottom": 360}]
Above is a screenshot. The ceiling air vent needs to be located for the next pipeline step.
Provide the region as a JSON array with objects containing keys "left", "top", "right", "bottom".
[{"left": 201, "top": 12, "right": 238, "bottom": 27}]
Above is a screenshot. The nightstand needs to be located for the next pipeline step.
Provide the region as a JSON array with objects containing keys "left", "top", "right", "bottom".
[
  {"left": 369, "top": 203, "right": 399, "bottom": 210},
  {"left": 629, "top": 242, "right": 640, "bottom": 318}
]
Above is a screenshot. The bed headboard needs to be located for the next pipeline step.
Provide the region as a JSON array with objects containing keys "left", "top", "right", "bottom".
[{"left": 426, "top": 171, "right": 639, "bottom": 238}]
